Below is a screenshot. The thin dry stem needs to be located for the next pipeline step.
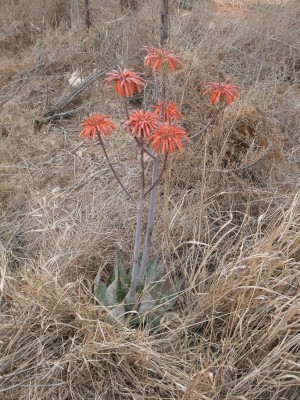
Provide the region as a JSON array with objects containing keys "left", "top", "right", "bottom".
[{"left": 97, "top": 132, "right": 136, "bottom": 205}]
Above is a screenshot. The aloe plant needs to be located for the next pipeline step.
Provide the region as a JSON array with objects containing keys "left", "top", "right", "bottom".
[
  {"left": 80, "top": 4, "right": 239, "bottom": 332},
  {"left": 93, "top": 252, "right": 183, "bottom": 329}
]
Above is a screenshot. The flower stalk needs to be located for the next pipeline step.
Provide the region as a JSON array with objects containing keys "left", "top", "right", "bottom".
[
  {"left": 97, "top": 132, "right": 136, "bottom": 205},
  {"left": 139, "top": 65, "right": 167, "bottom": 285},
  {"left": 137, "top": 154, "right": 161, "bottom": 287},
  {"left": 129, "top": 132, "right": 146, "bottom": 293},
  {"left": 130, "top": 196, "right": 145, "bottom": 292},
  {"left": 144, "top": 153, "right": 167, "bottom": 198},
  {"left": 79, "top": 34, "right": 240, "bottom": 324}
]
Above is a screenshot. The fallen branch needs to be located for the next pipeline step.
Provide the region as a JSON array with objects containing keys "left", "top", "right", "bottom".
[
  {"left": 43, "top": 69, "right": 106, "bottom": 118},
  {"left": 0, "top": 80, "right": 28, "bottom": 109}
]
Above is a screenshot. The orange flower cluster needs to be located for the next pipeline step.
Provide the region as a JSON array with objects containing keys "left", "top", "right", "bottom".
[
  {"left": 79, "top": 106, "right": 188, "bottom": 156},
  {"left": 204, "top": 82, "right": 240, "bottom": 106},
  {"left": 105, "top": 67, "right": 145, "bottom": 97},
  {"left": 79, "top": 48, "right": 241, "bottom": 157},
  {"left": 144, "top": 46, "right": 184, "bottom": 72},
  {"left": 149, "top": 123, "right": 188, "bottom": 154},
  {"left": 124, "top": 103, "right": 187, "bottom": 154},
  {"left": 80, "top": 113, "right": 116, "bottom": 140},
  {"left": 125, "top": 110, "right": 160, "bottom": 138},
  {"left": 152, "top": 100, "right": 183, "bottom": 123}
]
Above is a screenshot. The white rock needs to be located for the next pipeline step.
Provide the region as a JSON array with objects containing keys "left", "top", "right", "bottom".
[{"left": 68, "top": 71, "right": 84, "bottom": 87}]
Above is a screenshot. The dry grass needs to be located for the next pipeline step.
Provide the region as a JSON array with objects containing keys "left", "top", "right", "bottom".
[{"left": 0, "top": 0, "right": 300, "bottom": 398}]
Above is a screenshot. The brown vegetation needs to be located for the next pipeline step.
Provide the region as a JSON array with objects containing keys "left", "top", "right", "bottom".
[{"left": 0, "top": 0, "right": 299, "bottom": 399}]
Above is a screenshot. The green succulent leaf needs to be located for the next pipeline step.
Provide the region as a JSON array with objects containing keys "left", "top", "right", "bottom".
[
  {"left": 114, "top": 250, "right": 130, "bottom": 302},
  {"left": 147, "top": 312, "right": 161, "bottom": 331},
  {"left": 94, "top": 280, "right": 108, "bottom": 305},
  {"left": 107, "top": 269, "right": 114, "bottom": 286},
  {"left": 138, "top": 291, "right": 155, "bottom": 315},
  {"left": 150, "top": 278, "right": 167, "bottom": 301},
  {"left": 106, "top": 264, "right": 119, "bottom": 306},
  {"left": 124, "top": 287, "right": 138, "bottom": 312},
  {"left": 106, "top": 302, "right": 125, "bottom": 326},
  {"left": 160, "top": 279, "right": 184, "bottom": 311},
  {"left": 145, "top": 259, "right": 165, "bottom": 283},
  {"left": 145, "top": 259, "right": 157, "bottom": 281},
  {"left": 116, "top": 278, "right": 128, "bottom": 303},
  {"left": 115, "top": 250, "right": 129, "bottom": 285},
  {"left": 94, "top": 252, "right": 184, "bottom": 332}
]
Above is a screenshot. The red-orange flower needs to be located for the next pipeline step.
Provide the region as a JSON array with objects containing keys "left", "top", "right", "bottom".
[
  {"left": 148, "top": 123, "right": 189, "bottom": 154},
  {"left": 144, "top": 46, "right": 184, "bottom": 72},
  {"left": 80, "top": 113, "right": 116, "bottom": 140},
  {"left": 152, "top": 100, "right": 183, "bottom": 123},
  {"left": 105, "top": 66, "right": 145, "bottom": 97},
  {"left": 125, "top": 109, "right": 160, "bottom": 138},
  {"left": 204, "top": 82, "right": 240, "bottom": 106}
]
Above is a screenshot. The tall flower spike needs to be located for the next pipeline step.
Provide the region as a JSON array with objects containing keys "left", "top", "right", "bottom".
[
  {"left": 80, "top": 113, "right": 116, "bottom": 140},
  {"left": 204, "top": 82, "right": 240, "bottom": 106},
  {"left": 125, "top": 110, "right": 160, "bottom": 139},
  {"left": 152, "top": 100, "right": 183, "bottom": 123},
  {"left": 144, "top": 46, "right": 184, "bottom": 72},
  {"left": 149, "top": 123, "right": 189, "bottom": 154},
  {"left": 105, "top": 67, "right": 145, "bottom": 97}
]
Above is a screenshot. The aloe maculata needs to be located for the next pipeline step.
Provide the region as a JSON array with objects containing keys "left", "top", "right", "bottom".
[
  {"left": 94, "top": 251, "right": 183, "bottom": 330},
  {"left": 80, "top": 43, "right": 239, "bottom": 330}
]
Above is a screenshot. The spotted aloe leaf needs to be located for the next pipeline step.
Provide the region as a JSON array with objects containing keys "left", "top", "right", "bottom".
[
  {"left": 106, "top": 302, "right": 125, "bottom": 326},
  {"left": 150, "top": 278, "right": 166, "bottom": 301},
  {"left": 115, "top": 251, "right": 130, "bottom": 302},
  {"left": 159, "top": 279, "right": 184, "bottom": 311},
  {"left": 93, "top": 270, "right": 108, "bottom": 305},
  {"left": 106, "top": 264, "right": 119, "bottom": 306},
  {"left": 124, "top": 287, "right": 138, "bottom": 312},
  {"left": 144, "top": 259, "right": 157, "bottom": 281},
  {"left": 94, "top": 280, "right": 108, "bottom": 305},
  {"left": 138, "top": 291, "right": 155, "bottom": 315},
  {"left": 146, "top": 312, "right": 161, "bottom": 331},
  {"left": 94, "top": 252, "right": 184, "bottom": 330},
  {"left": 145, "top": 259, "right": 165, "bottom": 283},
  {"left": 115, "top": 250, "right": 129, "bottom": 287}
]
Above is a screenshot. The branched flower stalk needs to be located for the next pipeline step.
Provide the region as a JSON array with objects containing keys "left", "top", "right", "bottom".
[
  {"left": 138, "top": 66, "right": 166, "bottom": 287},
  {"left": 128, "top": 131, "right": 146, "bottom": 296},
  {"left": 96, "top": 132, "right": 136, "bottom": 205},
  {"left": 80, "top": 46, "right": 240, "bottom": 324}
]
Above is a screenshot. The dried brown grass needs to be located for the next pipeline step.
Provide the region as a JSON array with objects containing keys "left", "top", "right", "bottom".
[
  {"left": 0, "top": 0, "right": 299, "bottom": 399},
  {"left": 1, "top": 194, "right": 299, "bottom": 399}
]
